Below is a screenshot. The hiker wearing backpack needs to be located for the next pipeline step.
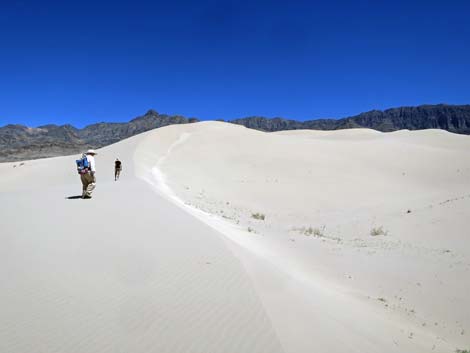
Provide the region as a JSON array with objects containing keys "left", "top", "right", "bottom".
[{"left": 76, "top": 149, "right": 97, "bottom": 199}]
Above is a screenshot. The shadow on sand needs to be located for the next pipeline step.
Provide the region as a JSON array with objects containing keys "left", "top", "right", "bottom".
[{"left": 66, "top": 195, "right": 83, "bottom": 200}]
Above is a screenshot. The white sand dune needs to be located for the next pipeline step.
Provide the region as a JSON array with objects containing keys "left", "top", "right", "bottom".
[{"left": 1, "top": 122, "right": 469, "bottom": 353}]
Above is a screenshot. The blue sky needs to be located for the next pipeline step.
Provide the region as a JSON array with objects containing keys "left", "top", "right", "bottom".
[{"left": 1, "top": 0, "right": 469, "bottom": 127}]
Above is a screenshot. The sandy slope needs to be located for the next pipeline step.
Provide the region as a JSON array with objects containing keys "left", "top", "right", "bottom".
[
  {"left": 134, "top": 122, "right": 470, "bottom": 352},
  {"left": 1, "top": 121, "right": 469, "bottom": 353},
  {"left": 0, "top": 131, "right": 283, "bottom": 353}
]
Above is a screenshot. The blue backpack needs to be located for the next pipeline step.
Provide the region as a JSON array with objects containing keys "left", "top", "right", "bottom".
[{"left": 76, "top": 154, "right": 90, "bottom": 174}]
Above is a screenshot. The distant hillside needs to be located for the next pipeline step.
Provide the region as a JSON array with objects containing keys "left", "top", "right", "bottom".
[
  {"left": 0, "top": 110, "right": 198, "bottom": 162},
  {"left": 1, "top": 104, "right": 469, "bottom": 162},
  {"left": 230, "top": 104, "right": 470, "bottom": 133}
]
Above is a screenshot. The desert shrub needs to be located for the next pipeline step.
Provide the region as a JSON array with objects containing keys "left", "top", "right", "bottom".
[
  {"left": 303, "top": 227, "right": 313, "bottom": 236},
  {"left": 370, "top": 226, "right": 388, "bottom": 236},
  {"left": 302, "top": 226, "right": 325, "bottom": 237},
  {"left": 313, "top": 227, "right": 325, "bottom": 237},
  {"left": 251, "top": 213, "right": 265, "bottom": 221}
]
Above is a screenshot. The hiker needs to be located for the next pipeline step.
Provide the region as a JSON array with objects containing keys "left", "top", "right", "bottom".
[
  {"left": 77, "top": 149, "right": 97, "bottom": 199},
  {"left": 114, "top": 158, "right": 122, "bottom": 181}
]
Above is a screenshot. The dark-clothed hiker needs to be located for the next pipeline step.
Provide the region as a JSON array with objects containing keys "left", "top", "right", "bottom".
[{"left": 115, "top": 158, "right": 122, "bottom": 181}]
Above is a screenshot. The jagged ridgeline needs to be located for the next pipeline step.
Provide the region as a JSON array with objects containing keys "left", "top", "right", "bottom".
[
  {"left": 230, "top": 104, "right": 470, "bottom": 132},
  {"left": 0, "top": 110, "right": 198, "bottom": 162},
  {"left": 1, "top": 104, "right": 469, "bottom": 162}
]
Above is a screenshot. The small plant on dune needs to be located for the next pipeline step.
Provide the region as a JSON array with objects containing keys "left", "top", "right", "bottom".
[
  {"left": 456, "top": 350, "right": 470, "bottom": 353},
  {"left": 313, "top": 227, "right": 325, "bottom": 237},
  {"left": 302, "top": 226, "right": 325, "bottom": 237},
  {"left": 251, "top": 212, "right": 265, "bottom": 221},
  {"left": 370, "top": 226, "right": 388, "bottom": 236},
  {"left": 247, "top": 227, "right": 255, "bottom": 233},
  {"left": 303, "top": 227, "right": 314, "bottom": 236}
]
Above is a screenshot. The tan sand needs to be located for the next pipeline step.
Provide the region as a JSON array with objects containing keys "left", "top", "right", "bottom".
[
  {"left": 1, "top": 121, "right": 469, "bottom": 353},
  {"left": 135, "top": 122, "right": 470, "bottom": 353},
  {"left": 0, "top": 131, "right": 283, "bottom": 353}
]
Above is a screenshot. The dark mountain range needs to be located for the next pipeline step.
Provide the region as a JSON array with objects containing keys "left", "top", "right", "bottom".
[
  {"left": 0, "top": 110, "right": 198, "bottom": 162},
  {"left": 1, "top": 104, "right": 469, "bottom": 162},
  {"left": 230, "top": 105, "right": 470, "bottom": 133}
]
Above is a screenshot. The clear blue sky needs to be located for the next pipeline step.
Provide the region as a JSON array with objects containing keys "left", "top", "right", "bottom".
[{"left": 1, "top": 0, "right": 469, "bottom": 128}]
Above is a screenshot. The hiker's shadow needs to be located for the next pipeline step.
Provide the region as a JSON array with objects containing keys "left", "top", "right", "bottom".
[{"left": 66, "top": 195, "right": 82, "bottom": 200}]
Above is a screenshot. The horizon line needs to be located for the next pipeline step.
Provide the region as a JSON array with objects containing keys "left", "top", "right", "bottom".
[{"left": 1, "top": 102, "right": 469, "bottom": 129}]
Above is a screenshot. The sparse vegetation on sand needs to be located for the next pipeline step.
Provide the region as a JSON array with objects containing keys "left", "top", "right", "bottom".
[
  {"left": 294, "top": 226, "right": 326, "bottom": 237},
  {"left": 456, "top": 349, "right": 470, "bottom": 353},
  {"left": 370, "top": 226, "right": 388, "bottom": 236},
  {"left": 251, "top": 212, "right": 265, "bottom": 221},
  {"left": 303, "top": 227, "right": 315, "bottom": 236}
]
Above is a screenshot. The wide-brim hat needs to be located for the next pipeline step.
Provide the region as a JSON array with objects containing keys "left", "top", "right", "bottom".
[{"left": 86, "top": 149, "right": 98, "bottom": 155}]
